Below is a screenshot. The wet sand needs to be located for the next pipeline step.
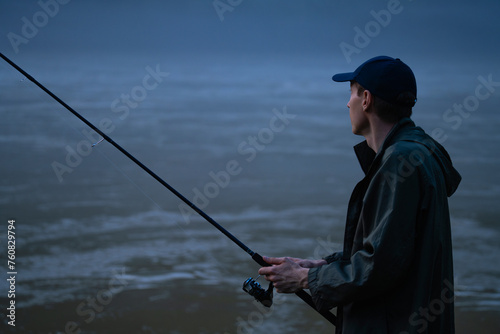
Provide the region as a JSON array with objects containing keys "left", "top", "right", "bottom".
[{"left": 2, "top": 287, "right": 499, "bottom": 333}]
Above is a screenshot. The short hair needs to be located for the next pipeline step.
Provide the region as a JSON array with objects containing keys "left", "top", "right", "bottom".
[{"left": 354, "top": 82, "right": 413, "bottom": 123}]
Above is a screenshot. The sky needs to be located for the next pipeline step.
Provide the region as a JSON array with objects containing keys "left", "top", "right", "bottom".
[{"left": 1, "top": 0, "right": 500, "bottom": 67}]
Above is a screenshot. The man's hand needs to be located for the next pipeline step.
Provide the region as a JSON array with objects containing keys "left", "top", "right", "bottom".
[
  {"left": 283, "top": 257, "right": 328, "bottom": 269},
  {"left": 258, "top": 256, "right": 327, "bottom": 293}
]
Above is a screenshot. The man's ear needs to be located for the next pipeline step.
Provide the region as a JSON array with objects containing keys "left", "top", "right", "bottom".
[{"left": 362, "top": 90, "right": 374, "bottom": 112}]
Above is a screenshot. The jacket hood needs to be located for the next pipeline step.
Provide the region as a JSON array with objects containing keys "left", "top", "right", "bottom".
[{"left": 386, "top": 118, "right": 462, "bottom": 197}]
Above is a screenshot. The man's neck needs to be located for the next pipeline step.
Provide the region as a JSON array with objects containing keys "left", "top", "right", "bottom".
[{"left": 363, "top": 117, "right": 396, "bottom": 153}]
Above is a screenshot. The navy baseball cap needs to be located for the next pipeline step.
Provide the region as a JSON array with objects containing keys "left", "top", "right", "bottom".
[{"left": 332, "top": 56, "right": 417, "bottom": 107}]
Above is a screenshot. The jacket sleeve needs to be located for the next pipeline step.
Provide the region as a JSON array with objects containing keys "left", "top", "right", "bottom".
[
  {"left": 308, "top": 148, "right": 421, "bottom": 310},
  {"left": 323, "top": 252, "right": 343, "bottom": 264}
]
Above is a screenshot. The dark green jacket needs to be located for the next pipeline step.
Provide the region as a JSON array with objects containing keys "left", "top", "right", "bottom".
[{"left": 308, "top": 118, "right": 461, "bottom": 333}]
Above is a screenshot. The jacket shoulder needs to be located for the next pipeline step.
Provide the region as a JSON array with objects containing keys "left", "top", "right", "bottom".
[{"left": 381, "top": 139, "right": 432, "bottom": 166}]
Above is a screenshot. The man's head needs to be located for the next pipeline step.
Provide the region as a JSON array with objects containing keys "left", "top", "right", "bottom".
[{"left": 333, "top": 56, "right": 417, "bottom": 125}]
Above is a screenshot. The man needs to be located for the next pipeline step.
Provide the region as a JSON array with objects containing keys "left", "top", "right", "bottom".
[{"left": 259, "top": 56, "right": 461, "bottom": 333}]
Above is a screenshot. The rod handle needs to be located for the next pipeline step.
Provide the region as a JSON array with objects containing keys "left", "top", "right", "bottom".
[{"left": 251, "top": 252, "right": 337, "bottom": 325}]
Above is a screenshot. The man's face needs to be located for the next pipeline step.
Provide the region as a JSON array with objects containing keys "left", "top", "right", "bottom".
[{"left": 347, "top": 82, "right": 368, "bottom": 135}]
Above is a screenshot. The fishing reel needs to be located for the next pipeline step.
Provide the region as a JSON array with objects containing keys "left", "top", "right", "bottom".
[{"left": 242, "top": 275, "right": 273, "bottom": 307}]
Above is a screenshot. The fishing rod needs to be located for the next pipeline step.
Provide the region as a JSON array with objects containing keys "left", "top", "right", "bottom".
[{"left": 1, "top": 52, "right": 337, "bottom": 326}]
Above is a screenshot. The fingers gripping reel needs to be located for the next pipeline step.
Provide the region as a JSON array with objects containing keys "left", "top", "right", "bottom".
[{"left": 242, "top": 275, "right": 274, "bottom": 307}]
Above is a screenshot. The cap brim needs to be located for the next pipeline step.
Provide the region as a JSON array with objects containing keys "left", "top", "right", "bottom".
[{"left": 332, "top": 72, "right": 355, "bottom": 82}]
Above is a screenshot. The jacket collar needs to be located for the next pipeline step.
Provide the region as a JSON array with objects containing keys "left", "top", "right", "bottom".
[{"left": 353, "top": 118, "right": 414, "bottom": 175}]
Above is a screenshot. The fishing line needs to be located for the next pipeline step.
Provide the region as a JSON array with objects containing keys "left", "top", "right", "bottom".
[{"left": 1, "top": 52, "right": 337, "bottom": 326}]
